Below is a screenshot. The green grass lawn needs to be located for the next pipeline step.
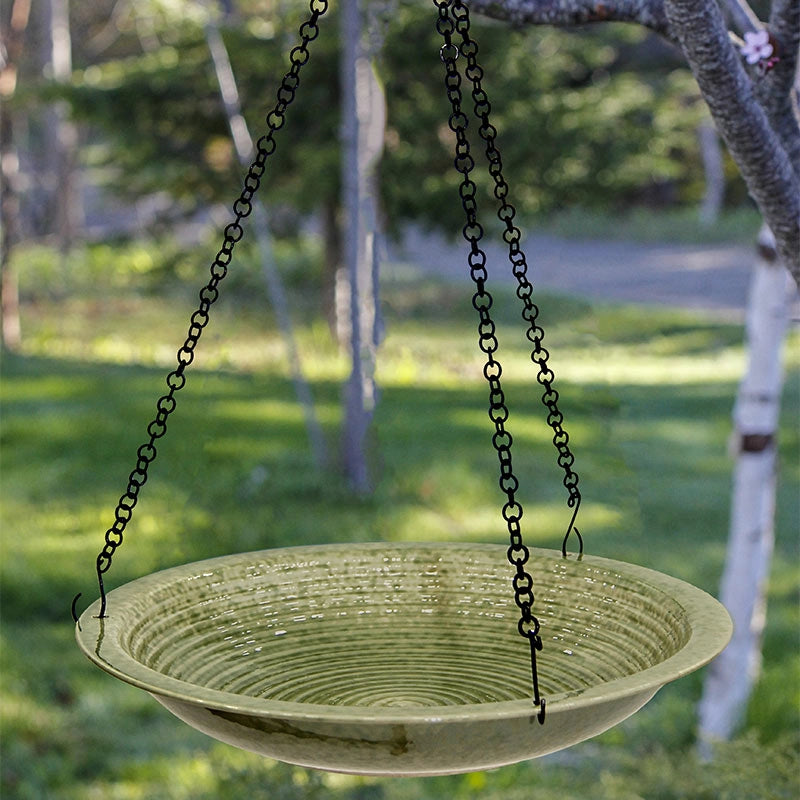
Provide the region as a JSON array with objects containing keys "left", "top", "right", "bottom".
[{"left": 1, "top": 275, "right": 798, "bottom": 799}]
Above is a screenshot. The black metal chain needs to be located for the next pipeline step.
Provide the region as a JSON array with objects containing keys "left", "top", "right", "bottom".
[
  {"left": 449, "top": 0, "right": 582, "bottom": 559},
  {"left": 72, "top": 0, "right": 330, "bottom": 625},
  {"left": 434, "top": 0, "right": 546, "bottom": 723}
]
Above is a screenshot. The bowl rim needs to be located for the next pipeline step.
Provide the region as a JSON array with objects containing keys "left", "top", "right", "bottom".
[{"left": 75, "top": 542, "right": 732, "bottom": 725}]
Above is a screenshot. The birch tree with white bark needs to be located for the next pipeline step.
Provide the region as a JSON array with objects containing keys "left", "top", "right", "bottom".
[
  {"left": 340, "top": 0, "right": 387, "bottom": 493},
  {"left": 696, "top": 226, "right": 792, "bottom": 757},
  {"left": 465, "top": 0, "right": 799, "bottom": 751}
]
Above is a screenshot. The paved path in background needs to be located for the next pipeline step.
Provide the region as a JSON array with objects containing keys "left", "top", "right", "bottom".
[{"left": 386, "top": 227, "right": 760, "bottom": 318}]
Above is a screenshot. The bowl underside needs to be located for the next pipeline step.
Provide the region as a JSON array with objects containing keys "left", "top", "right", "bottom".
[{"left": 76, "top": 543, "right": 731, "bottom": 775}]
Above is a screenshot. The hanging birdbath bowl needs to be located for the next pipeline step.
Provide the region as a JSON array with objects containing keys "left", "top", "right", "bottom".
[{"left": 76, "top": 542, "right": 731, "bottom": 776}]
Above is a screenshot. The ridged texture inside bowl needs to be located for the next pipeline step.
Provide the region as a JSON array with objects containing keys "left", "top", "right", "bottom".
[{"left": 119, "top": 545, "right": 692, "bottom": 708}]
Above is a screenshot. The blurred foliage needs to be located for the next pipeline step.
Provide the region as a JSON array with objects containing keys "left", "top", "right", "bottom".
[
  {"left": 380, "top": 8, "right": 714, "bottom": 233},
  {"left": 40, "top": 2, "right": 341, "bottom": 225},
  {"left": 15, "top": 231, "right": 325, "bottom": 298},
  {"left": 26, "top": 0, "right": 747, "bottom": 247}
]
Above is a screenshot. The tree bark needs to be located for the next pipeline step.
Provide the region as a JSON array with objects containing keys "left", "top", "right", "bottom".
[
  {"left": 340, "top": 0, "right": 368, "bottom": 493},
  {"left": 722, "top": 0, "right": 760, "bottom": 35},
  {"left": 696, "top": 228, "right": 792, "bottom": 756},
  {"left": 466, "top": 0, "right": 674, "bottom": 40},
  {"left": 339, "top": 0, "right": 386, "bottom": 494},
  {"left": 758, "top": 0, "right": 800, "bottom": 175},
  {"left": 698, "top": 122, "right": 724, "bottom": 227},
  {"left": 0, "top": 104, "right": 22, "bottom": 348}
]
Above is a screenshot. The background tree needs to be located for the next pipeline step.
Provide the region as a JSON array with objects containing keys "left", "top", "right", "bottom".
[
  {"left": 339, "top": 0, "right": 387, "bottom": 492},
  {"left": 44, "top": 0, "right": 82, "bottom": 259},
  {"left": 0, "top": 0, "right": 31, "bottom": 350},
  {"left": 204, "top": 2, "right": 328, "bottom": 470},
  {"left": 380, "top": 4, "right": 713, "bottom": 232}
]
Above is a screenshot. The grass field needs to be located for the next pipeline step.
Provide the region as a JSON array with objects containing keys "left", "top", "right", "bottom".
[{"left": 1, "top": 269, "right": 798, "bottom": 799}]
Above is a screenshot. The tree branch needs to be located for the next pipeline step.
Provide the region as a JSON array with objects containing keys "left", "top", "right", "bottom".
[
  {"left": 465, "top": 0, "right": 675, "bottom": 42},
  {"left": 723, "top": 0, "right": 760, "bottom": 36},
  {"left": 760, "top": 0, "right": 800, "bottom": 176},
  {"left": 664, "top": 0, "right": 799, "bottom": 281}
]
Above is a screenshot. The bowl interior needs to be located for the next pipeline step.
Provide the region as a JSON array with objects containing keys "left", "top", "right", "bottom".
[{"left": 116, "top": 544, "right": 693, "bottom": 709}]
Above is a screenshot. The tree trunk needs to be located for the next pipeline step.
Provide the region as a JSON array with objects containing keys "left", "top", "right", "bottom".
[
  {"left": 0, "top": 104, "right": 22, "bottom": 350},
  {"left": 698, "top": 122, "right": 724, "bottom": 228},
  {"left": 339, "top": 0, "right": 386, "bottom": 493},
  {"left": 47, "top": 0, "right": 83, "bottom": 260},
  {"left": 205, "top": 9, "right": 328, "bottom": 470},
  {"left": 356, "top": 57, "right": 385, "bottom": 375},
  {"left": 663, "top": 0, "right": 800, "bottom": 280},
  {"left": 0, "top": 0, "right": 32, "bottom": 351},
  {"left": 322, "top": 201, "right": 342, "bottom": 337},
  {"left": 696, "top": 227, "right": 792, "bottom": 757},
  {"left": 0, "top": 258, "right": 21, "bottom": 351}
]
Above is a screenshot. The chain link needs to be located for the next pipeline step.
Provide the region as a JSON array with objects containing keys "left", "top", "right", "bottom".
[
  {"left": 73, "top": 0, "right": 330, "bottom": 623},
  {"left": 449, "top": 0, "right": 582, "bottom": 559},
  {"left": 435, "top": 0, "right": 546, "bottom": 722}
]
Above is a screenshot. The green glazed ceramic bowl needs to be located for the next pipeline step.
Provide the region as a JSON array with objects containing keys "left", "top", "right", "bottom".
[{"left": 75, "top": 543, "right": 731, "bottom": 775}]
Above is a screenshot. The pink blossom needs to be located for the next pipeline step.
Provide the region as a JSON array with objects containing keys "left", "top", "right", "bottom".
[{"left": 740, "top": 30, "right": 774, "bottom": 65}]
